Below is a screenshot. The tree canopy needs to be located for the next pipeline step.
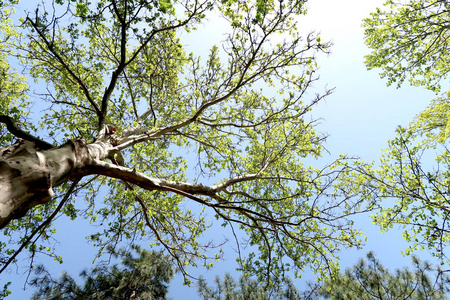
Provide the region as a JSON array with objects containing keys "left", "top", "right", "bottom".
[
  {"left": 343, "top": 0, "right": 450, "bottom": 264},
  {"left": 0, "top": 0, "right": 368, "bottom": 294},
  {"left": 363, "top": 0, "right": 450, "bottom": 93}
]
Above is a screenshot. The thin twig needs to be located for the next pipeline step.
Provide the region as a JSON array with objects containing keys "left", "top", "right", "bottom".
[{"left": 0, "top": 179, "right": 80, "bottom": 274}]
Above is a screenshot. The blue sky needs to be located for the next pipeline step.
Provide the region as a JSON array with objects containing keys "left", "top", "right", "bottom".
[
  {"left": 297, "top": 0, "right": 438, "bottom": 276},
  {"left": 2, "top": 0, "right": 444, "bottom": 298},
  {"left": 172, "top": 0, "right": 443, "bottom": 296}
]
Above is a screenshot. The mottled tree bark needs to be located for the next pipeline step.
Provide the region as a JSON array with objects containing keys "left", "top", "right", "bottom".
[{"left": 0, "top": 137, "right": 111, "bottom": 229}]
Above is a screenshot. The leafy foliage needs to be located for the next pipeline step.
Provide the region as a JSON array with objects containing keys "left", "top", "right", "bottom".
[
  {"left": 0, "top": 0, "right": 31, "bottom": 145},
  {"left": 30, "top": 245, "right": 174, "bottom": 300},
  {"left": 334, "top": 118, "right": 450, "bottom": 263},
  {"left": 355, "top": 0, "right": 450, "bottom": 264},
  {"left": 0, "top": 0, "right": 369, "bottom": 294},
  {"left": 363, "top": 0, "right": 450, "bottom": 92}
]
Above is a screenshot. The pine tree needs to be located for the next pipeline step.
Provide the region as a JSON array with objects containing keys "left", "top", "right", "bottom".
[
  {"left": 197, "top": 273, "right": 306, "bottom": 300},
  {"left": 319, "top": 252, "right": 450, "bottom": 300},
  {"left": 30, "top": 245, "right": 174, "bottom": 300}
]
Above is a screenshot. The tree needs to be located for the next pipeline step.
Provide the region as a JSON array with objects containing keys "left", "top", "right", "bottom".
[
  {"left": 319, "top": 252, "right": 450, "bottom": 299},
  {"left": 344, "top": 0, "right": 450, "bottom": 263},
  {"left": 197, "top": 273, "right": 307, "bottom": 300},
  {"left": 196, "top": 254, "right": 450, "bottom": 300},
  {"left": 0, "top": 0, "right": 368, "bottom": 291},
  {"left": 30, "top": 245, "right": 174, "bottom": 299}
]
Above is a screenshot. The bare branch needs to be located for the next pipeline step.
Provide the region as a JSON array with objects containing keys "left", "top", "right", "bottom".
[{"left": 25, "top": 15, "right": 102, "bottom": 119}]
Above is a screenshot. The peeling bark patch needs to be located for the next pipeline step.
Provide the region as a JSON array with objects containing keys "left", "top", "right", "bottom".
[
  {"left": 0, "top": 162, "right": 26, "bottom": 219},
  {"left": 0, "top": 137, "right": 114, "bottom": 229},
  {"left": 0, "top": 139, "right": 81, "bottom": 228}
]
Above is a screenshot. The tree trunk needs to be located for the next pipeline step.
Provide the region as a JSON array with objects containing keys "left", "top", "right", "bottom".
[{"left": 0, "top": 137, "right": 110, "bottom": 229}]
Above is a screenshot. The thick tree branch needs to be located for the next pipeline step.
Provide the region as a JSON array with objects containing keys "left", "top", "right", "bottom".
[
  {"left": 0, "top": 115, "right": 53, "bottom": 150},
  {"left": 86, "top": 159, "right": 323, "bottom": 228},
  {"left": 84, "top": 159, "right": 217, "bottom": 196}
]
